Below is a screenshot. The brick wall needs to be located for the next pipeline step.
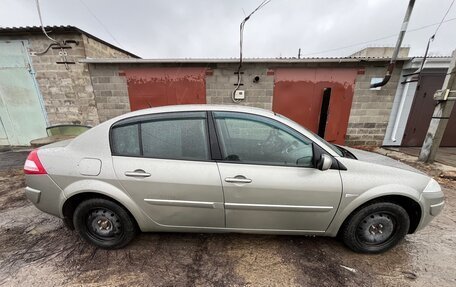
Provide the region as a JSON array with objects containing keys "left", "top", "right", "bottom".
[
  {"left": 345, "top": 65, "right": 402, "bottom": 146},
  {"left": 89, "top": 64, "right": 131, "bottom": 122},
  {"left": 206, "top": 64, "right": 274, "bottom": 110}
]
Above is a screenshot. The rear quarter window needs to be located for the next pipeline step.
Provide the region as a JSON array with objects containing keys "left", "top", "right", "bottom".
[{"left": 111, "top": 124, "right": 140, "bottom": 156}]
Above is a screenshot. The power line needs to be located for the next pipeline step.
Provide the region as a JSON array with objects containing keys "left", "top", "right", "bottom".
[
  {"left": 433, "top": 0, "right": 455, "bottom": 36},
  {"left": 412, "top": 0, "right": 455, "bottom": 77},
  {"left": 35, "top": 0, "right": 59, "bottom": 44},
  {"left": 301, "top": 16, "right": 456, "bottom": 57},
  {"left": 78, "top": 0, "right": 124, "bottom": 48},
  {"left": 232, "top": 0, "right": 272, "bottom": 103}
]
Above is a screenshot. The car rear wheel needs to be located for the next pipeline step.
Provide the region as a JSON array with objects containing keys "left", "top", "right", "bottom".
[
  {"left": 73, "top": 198, "right": 137, "bottom": 249},
  {"left": 341, "top": 202, "right": 410, "bottom": 253}
]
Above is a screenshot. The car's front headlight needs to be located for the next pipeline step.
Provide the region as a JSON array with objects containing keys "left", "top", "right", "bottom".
[{"left": 423, "top": 178, "right": 442, "bottom": 193}]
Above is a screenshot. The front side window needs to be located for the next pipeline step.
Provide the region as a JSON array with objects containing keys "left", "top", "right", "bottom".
[
  {"left": 213, "top": 112, "right": 314, "bottom": 167},
  {"left": 111, "top": 112, "right": 210, "bottom": 161}
]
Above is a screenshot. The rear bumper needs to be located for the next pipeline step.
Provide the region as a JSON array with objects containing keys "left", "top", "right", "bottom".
[
  {"left": 25, "top": 186, "right": 41, "bottom": 204},
  {"left": 25, "top": 174, "right": 66, "bottom": 218}
]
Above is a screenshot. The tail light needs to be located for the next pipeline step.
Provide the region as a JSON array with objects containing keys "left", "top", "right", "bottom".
[{"left": 24, "top": 149, "right": 47, "bottom": 175}]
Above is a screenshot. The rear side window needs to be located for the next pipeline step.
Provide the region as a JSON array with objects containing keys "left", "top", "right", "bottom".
[
  {"left": 111, "top": 124, "right": 140, "bottom": 156},
  {"left": 141, "top": 118, "right": 209, "bottom": 160},
  {"left": 110, "top": 112, "right": 210, "bottom": 161}
]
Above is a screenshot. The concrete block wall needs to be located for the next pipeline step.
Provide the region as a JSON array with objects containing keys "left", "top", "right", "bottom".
[
  {"left": 206, "top": 64, "right": 274, "bottom": 110},
  {"left": 0, "top": 32, "right": 134, "bottom": 128},
  {"left": 86, "top": 62, "right": 404, "bottom": 147},
  {"left": 345, "top": 65, "right": 402, "bottom": 146},
  {"left": 89, "top": 64, "right": 131, "bottom": 122},
  {"left": 27, "top": 33, "right": 100, "bottom": 126},
  {"left": 82, "top": 34, "right": 132, "bottom": 59}
]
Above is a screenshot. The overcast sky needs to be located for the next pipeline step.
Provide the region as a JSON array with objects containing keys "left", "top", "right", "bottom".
[{"left": 1, "top": 0, "right": 455, "bottom": 58}]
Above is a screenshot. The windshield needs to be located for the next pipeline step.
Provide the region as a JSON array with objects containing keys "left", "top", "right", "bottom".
[{"left": 275, "top": 113, "right": 344, "bottom": 157}]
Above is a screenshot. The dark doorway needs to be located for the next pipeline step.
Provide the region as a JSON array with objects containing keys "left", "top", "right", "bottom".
[{"left": 318, "top": 88, "right": 331, "bottom": 138}]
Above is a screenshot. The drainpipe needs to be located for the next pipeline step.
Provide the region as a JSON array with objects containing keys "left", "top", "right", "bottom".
[
  {"left": 391, "top": 77, "right": 411, "bottom": 142},
  {"left": 370, "top": 0, "right": 416, "bottom": 89}
]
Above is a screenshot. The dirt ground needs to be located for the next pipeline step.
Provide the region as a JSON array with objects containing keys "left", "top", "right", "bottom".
[{"left": 0, "top": 152, "right": 455, "bottom": 286}]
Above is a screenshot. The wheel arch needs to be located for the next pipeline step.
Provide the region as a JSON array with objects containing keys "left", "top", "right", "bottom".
[
  {"left": 336, "top": 195, "right": 422, "bottom": 237},
  {"left": 62, "top": 192, "right": 140, "bottom": 230},
  {"left": 60, "top": 179, "right": 152, "bottom": 231},
  {"left": 326, "top": 184, "right": 424, "bottom": 237}
]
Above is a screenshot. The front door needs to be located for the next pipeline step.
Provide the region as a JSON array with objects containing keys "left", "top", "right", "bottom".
[
  {"left": 111, "top": 111, "right": 225, "bottom": 228},
  {"left": 213, "top": 111, "right": 342, "bottom": 232}
]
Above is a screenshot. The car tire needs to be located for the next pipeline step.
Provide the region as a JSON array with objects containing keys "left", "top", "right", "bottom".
[
  {"left": 340, "top": 202, "right": 410, "bottom": 253},
  {"left": 73, "top": 198, "right": 137, "bottom": 249}
]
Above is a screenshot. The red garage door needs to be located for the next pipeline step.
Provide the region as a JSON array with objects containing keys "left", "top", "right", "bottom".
[
  {"left": 273, "top": 68, "right": 358, "bottom": 145},
  {"left": 124, "top": 67, "right": 207, "bottom": 111}
]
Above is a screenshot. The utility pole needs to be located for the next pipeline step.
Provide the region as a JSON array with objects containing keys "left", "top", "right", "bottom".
[{"left": 419, "top": 49, "right": 456, "bottom": 163}]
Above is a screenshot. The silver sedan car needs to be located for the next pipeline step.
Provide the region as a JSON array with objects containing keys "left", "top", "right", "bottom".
[{"left": 24, "top": 105, "right": 444, "bottom": 253}]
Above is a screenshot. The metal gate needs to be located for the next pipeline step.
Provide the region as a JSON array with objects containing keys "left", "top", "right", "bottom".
[
  {"left": 124, "top": 67, "right": 207, "bottom": 111},
  {"left": 0, "top": 41, "right": 47, "bottom": 146},
  {"left": 272, "top": 68, "right": 358, "bottom": 145},
  {"left": 402, "top": 73, "right": 456, "bottom": 147}
]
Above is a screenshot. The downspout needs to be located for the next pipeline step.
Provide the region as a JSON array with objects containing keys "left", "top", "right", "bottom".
[
  {"left": 391, "top": 77, "right": 411, "bottom": 142},
  {"left": 370, "top": 0, "right": 416, "bottom": 88}
]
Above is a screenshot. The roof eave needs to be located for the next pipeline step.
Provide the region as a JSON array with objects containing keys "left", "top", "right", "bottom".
[
  {"left": 79, "top": 57, "right": 410, "bottom": 64},
  {"left": 0, "top": 25, "right": 140, "bottom": 59}
]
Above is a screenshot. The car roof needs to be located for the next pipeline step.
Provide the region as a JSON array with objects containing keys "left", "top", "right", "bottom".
[
  {"left": 113, "top": 104, "right": 275, "bottom": 121},
  {"left": 70, "top": 104, "right": 341, "bottom": 158}
]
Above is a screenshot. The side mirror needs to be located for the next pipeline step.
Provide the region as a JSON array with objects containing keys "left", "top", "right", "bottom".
[{"left": 317, "top": 154, "right": 332, "bottom": 171}]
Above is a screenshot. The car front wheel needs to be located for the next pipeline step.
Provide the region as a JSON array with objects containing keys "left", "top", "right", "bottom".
[
  {"left": 341, "top": 202, "right": 410, "bottom": 253},
  {"left": 73, "top": 198, "right": 137, "bottom": 249}
]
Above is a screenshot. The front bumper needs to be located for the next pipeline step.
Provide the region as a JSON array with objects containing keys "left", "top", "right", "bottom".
[
  {"left": 416, "top": 189, "right": 445, "bottom": 231},
  {"left": 25, "top": 174, "right": 66, "bottom": 218}
]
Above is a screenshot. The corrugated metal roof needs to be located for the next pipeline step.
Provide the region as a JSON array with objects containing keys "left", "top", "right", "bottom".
[
  {"left": 79, "top": 56, "right": 411, "bottom": 64},
  {"left": 80, "top": 55, "right": 452, "bottom": 65},
  {"left": 0, "top": 25, "right": 140, "bottom": 58}
]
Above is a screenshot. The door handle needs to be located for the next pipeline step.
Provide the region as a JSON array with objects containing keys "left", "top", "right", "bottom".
[
  {"left": 125, "top": 169, "right": 151, "bottom": 178},
  {"left": 225, "top": 175, "right": 252, "bottom": 184}
]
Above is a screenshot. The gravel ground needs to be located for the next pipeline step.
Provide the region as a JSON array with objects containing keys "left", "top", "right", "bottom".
[{"left": 0, "top": 152, "right": 455, "bottom": 286}]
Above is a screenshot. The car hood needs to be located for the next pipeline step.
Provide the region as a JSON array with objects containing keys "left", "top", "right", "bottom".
[{"left": 341, "top": 147, "right": 424, "bottom": 174}]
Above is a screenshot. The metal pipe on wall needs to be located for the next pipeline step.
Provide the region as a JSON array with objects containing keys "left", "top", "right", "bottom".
[{"left": 371, "top": 0, "right": 416, "bottom": 88}]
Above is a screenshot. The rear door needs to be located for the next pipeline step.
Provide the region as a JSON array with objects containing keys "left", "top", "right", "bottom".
[
  {"left": 213, "top": 111, "right": 342, "bottom": 232},
  {"left": 111, "top": 111, "right": 225, "bottom": 228}
]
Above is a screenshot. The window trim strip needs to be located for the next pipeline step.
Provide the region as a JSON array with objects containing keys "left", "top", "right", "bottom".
[{"left": 110, "top": 111, "right": 212, "bottom": 161}]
